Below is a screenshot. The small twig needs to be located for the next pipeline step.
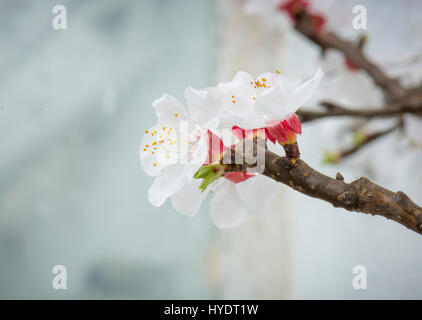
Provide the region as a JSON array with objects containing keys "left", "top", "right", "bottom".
[
  {"left": 332, "top": 123, "right": 401, "bottom": 162},
  {"left": 298, "top": 101, "right": 422, "bottom": 123}
]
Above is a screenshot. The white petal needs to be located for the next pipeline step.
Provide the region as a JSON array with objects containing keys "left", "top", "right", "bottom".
[
  {"left": 210, "top": 182, "right": 248, "bottom": 229},
  {"left": 214, "top": 71, "right": 256, "bottom": 113},
  {"left": 244, "top": 0, "right": 281, "bottom": 15},
  {"left": 185, "top": 132, "right": 209, "bottom": 181},
  {"left": 221, "top": 110, "right": 267, "bottom": 130},
  {"left": 148, "top": 165, "right": 188, "bottom": 207},
  {"left": 184, "top": 87, "right": 221, "bottom": 129},
  {"left": 290, "top": 67, "right": 324, "bottom": 112},
  {"left": 140, "top": 124, "right": 178, "bottom": 176},
  {"left": 255, "top": 68, "right": 323, "bottom": 120},
  {"left": 235, "top": 174, "right": 277, "bottom": 215},
  {"left": 153, "top": 93, "right": 190, "bottom": 125},
  {"left": 232, "top": 70, "right": 255, "bottom": 86},
  {"left": 170, "top": 179, "right": 207, "bottom": 217},
  {"left": 254, "top": 79, "right": 295, "bottom": 120}
]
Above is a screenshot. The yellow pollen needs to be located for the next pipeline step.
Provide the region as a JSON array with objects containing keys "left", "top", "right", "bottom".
[
  {"left": 143, "top": 148, "right": 146, "bottom": 151},
  {"left": 152, "top": 141, "right": 157, "bottom": 145},
  {"left": 162, "top": 126, "right": 166, "bottom": 130},
  {"left": 153, "top": 147, "right": 157, "bottom": 150},
  {"left": 145, "top": 144, "right": 149, "bottom": 147},
  {"left": 232, "top": 100, "right": 236, "bottom": 103},
  {"left": 262, "top": 78, "right": 267, "bottom": 81},
  {"left": 232, "top": 95, "right": 234, "bottom": 98},
  {"left": 174, "top": 113, "right": 178, "bottom": 117},
  {"left": 166, "top": 155, "right": 170, "bottom": 159},
  {"left": 253, "top": 97, "right": 256, "bottom": 100},
  {"left": 275, "top": 70, "right": 280, "bottom": 74},
  {"left": 145, "top": 130, "right": 149, "bottom": 134},
  {"left": 153, "top": 163, "right": 157, "bottom": 167}
]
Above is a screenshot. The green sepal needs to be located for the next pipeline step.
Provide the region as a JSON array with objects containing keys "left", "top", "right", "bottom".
[{"left": 194, "top": 164, "right": 226, "bottom": 192}]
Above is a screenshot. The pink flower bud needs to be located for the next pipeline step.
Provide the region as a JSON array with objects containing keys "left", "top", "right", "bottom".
[
  {"left": 205, "top": 130, "right": 224, "bottom": 165},
  {"left": 224, "top": 171, "right": 256, "bottom": 184},
  {"left": 279, "top": 0, "right": 309, "bottom": 19},
  {"left": 232, "top": 126, "right": 267, "bottom": 141},
  {"left": 279, "top": 0, "right": 325, "bottom": 33},
  {"left": 265, "top": 113, "right": 302, "bottom": 145}
]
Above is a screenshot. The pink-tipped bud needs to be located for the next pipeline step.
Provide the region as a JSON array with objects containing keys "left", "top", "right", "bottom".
[
  {"left": 204, "top": 130, "right": 224, "bottom": 165},
  {"left": 279, "top": 0, "right": 309, "bottom": 19},
  {"left": 309, "top": 13, "right": 325, "bottom": 33},
  {"left": 265, "top": 113, "right": 302, "bottom": 146},
  {"left": 232, "top": 126, "right": 268, "bottom": 142},
  {"left": 279, "top": 0, "right": 325, "bottom": 33},
  {"left": 224, "top": 171, "right": 255, "bottom": 184},
  {"left": 345, "top": 58, "right": 360, "bottom": 72}
]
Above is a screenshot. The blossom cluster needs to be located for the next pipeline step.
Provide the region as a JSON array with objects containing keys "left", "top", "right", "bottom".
[
  {"left": 139, "top": 69, "right": 323, "bottom": 228},
  {"left": 245, "top": 0, "right": 361, "bottom": 72}
]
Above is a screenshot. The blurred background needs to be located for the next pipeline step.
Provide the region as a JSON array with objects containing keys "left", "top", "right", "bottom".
[{"left": 0, "top": 0, "right": 422, "bottom": 299}]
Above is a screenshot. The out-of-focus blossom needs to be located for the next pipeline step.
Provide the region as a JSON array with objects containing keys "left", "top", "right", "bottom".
[{"left": 279, "top": 0, "right": 309, "bottom": 20}]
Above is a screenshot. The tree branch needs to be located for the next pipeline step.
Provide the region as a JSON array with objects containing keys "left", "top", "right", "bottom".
[
  {"left": 294, "top": 9, "right": 407, "bottom": 101},
  {"left": 256, "top": 149, "right": 422, "bottom": 235},
  {"left": 323, "top": 122, "right": 401, "bottom": 163},
  {"left": 218, "top": 138, "right": 422, "bottom": 235},
  {"left": 298, "top": 101, "right": 422, "bottom": 123}
]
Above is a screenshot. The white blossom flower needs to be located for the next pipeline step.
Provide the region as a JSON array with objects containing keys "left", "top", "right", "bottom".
[
  {"left": 169, "top": 129, "right": 278, "bottom": 228},
  {"left": 140, "top": 68, "right": 322, "bottom": 228},
  {"left": 244, "top": 0, "right": 283, "bottom": 16},
  {"left": 186, "top": 68, "right": 323, "bottom": 144},
  {"left": 139, "top": 91, "right": 278, "bottom": 228},
  {"left": 172, "top": 171, "right": 277, "bottom": 228},
  {"left": 139, "top": 93, "right": 208, "bottom": 208},
  {"left": 184, "top": 71, "right": 267, "bottom": 131}
]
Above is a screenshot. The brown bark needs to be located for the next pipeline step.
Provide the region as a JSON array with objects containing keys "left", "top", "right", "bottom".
[{"left": 258, "top": 149, "right": 422, "bottom": 235}]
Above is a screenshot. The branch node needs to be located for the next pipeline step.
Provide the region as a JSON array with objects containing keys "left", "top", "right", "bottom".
[
  {"left": 336, "top": 172, "right": 344, "bottom": 181},
  {"left": 336, "top": 191, "right": 357, "bottom": 209}
]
